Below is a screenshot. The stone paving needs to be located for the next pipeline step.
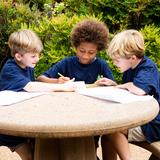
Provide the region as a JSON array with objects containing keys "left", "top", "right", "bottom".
[
  {"left": 97, "top": 143, "right": 151, "bottom": 160},
  {"left": 0, "top": 143, "right": 151, "bottom": 160}
]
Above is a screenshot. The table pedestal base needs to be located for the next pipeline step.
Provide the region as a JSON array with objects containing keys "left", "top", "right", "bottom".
[{"left": 34, "top": 137, "right": 97, "bottom": 160}]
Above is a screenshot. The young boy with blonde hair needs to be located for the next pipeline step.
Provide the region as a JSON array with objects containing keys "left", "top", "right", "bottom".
[
  {"left": 99, "top": 29, "right": 160, "bottom": 160},
  {"left": 0, "top": 29, "right": 74, "bottom": 160}
]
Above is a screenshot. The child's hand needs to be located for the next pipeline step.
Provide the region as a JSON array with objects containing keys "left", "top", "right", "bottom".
[
  {"left": 58, "top": 76, "right": 71, "bottom": 83},
  {"left": 96, "top": 77, "right": 117, "bottom": 86}
]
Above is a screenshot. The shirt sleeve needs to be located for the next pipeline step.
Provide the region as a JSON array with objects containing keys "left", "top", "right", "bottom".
[
  {"left": 133, "top": 65, "right": 159, "bottom": 94},
  {"left": 0, "top": 65, "right": 31, "bottom": 91},
  {"left": 42, "top": 59, "right": 67, "bottom": 78}
]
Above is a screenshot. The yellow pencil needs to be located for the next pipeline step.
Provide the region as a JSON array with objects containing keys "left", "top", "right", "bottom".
[{"left": 58, "top": 72, "right": 75, "bottom": 82}]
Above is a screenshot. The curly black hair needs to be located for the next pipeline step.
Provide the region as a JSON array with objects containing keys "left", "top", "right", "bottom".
[{"left": 71, "top": 19, "right": 109, "bottom": 51}]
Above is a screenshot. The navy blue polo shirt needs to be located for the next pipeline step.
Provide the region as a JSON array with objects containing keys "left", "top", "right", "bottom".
[
  {"left": 123, "top": 56, "right": 160, "bottom": 143},
  {"left": 0, "top": 59, "right": 34, "bottom": 91},
  {"left": 0, "top": 58, "right": 34, "bottom": 147},
  {"left": 42, "top": 56, "right": 114, "bottom": 83}
]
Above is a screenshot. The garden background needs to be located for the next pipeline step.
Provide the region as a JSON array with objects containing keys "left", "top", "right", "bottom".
[{"left": 0, "top": 0, "right": 160, "bottom": 82}]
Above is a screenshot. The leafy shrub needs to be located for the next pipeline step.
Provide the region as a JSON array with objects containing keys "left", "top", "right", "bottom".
[
  {"left": 0, "top": 0, "right": 41, "bottom": 69},
  {"left": 21, "top": 13, "right": 122, "bottom": 81},
  {"left": 63, "top": 0, "right": 160, "bottom": 33},
  {"left": 141, "top": 24, "right": 160, "bottom": 69},
  {"left": 21, "top": 14, "right": 103, "bottom": 77},
  {"left": 0, "top": 0, "right": 160, "bottom": 84}
]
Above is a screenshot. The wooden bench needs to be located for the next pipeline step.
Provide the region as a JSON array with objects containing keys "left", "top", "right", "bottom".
[{"left": 131, "top": 141, "right": 160, "bottom": 160}]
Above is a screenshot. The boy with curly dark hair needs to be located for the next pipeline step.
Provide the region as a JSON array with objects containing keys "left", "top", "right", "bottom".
[
  {"left": 37, "top": 19, "right": 115, "bottom": 159},
  {"left": 37, "top": 19, "right": 115, "bottom": 86}
]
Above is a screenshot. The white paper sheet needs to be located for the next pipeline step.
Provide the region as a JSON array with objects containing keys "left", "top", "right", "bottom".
[
  {"left": 77, "top": 86, "right": 152, "bottom": 104},
  {"left": 0, "top": 90, "right": 46, "bottom": 106},
  {"left": 65, "top": 81, "right": 86, "bottom": 91}
]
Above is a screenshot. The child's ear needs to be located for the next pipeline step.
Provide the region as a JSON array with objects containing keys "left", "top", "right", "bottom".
[
  {"left": 15, "top": 53, "right": 22, "bottom": 61},
  {"left": 131, "top": 55, "right": 137, "bottom": 60}
]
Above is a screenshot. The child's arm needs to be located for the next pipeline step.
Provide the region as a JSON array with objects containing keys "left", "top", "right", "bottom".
[
  {"left": 37, "top": 75, "right": 70, "bottom": 84},
  {"left": 116, "top": 82, "right": 146, "bottom": 95},
  {"left": 23, "top": 81, "right": 75, "bottom": 92},
  {"left": 96, "top": 77, "right": 117, "bottom": 86}
]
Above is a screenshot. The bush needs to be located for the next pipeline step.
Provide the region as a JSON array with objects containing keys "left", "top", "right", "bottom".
[
  {"left": 0, "top": 0, "right": 41, "bottom": 69},
  {"left": 141, "top": 24, "right": 160, "bottom": 69},
  {"left": 0, "top": 1, "right": 160, "bottom": 84},
  {"left": 21, "top": 13, "right": 123, "bottom": 82},
  {"left": 21, "top": 14, "right": 103, "bottom": 77},
  {"left": 63, "top": 0, "right": 160, "bottom": 33}
]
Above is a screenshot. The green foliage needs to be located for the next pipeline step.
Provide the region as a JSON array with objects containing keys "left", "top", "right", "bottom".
[
  {"left": 141, "top": 24, "right": 160, "bottom": 69},
  {"left": 0, "top": 0, "right": 41, "bottom": 69},
  {"left": 21, "top": 14, "right": 99, "bottom": 77},
  {"left": 63, "top": 0, "right": 160, "bottom": 33},
  {"left": 17, "top": 0, "right": 54, "bottom": 11},
  {"left": 0, "top": 0, "right": 160, "bottom": 84}
]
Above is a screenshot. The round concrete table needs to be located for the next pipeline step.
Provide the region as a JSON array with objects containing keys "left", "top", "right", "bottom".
[{"left": 0, "top": 92, "right": 159, "bottom": 160}]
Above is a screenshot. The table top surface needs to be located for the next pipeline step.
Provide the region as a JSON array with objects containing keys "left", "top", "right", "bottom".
[{"left": 0, "top": 92, "right": 159, "bottom": 138}]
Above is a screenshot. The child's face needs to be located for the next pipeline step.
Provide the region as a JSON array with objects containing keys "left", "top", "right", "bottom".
[
  {"left": 112, "top": 56, "right": 133, "bottom": 73},
  {"left": 15, "top": 52, "right": 39, "bottom": 68},
  {"left": 76, "top": 42, "right": 97, "bottom": 64}
]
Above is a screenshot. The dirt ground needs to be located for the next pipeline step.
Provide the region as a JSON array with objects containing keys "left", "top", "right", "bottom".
[
  {"left": 0, "top": 143, "right": 151, "bottom": 160},
  {"left": 97, "top": 143, "right": 151, "bottom": 160}
]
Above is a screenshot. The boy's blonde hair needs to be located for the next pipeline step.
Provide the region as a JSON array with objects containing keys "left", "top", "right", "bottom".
[
  {"left": 8, "top": 29, "right": 43, "bottom": 57},
  {"left": 107, "top": 29, "right": 145, "bottom": 59}
]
